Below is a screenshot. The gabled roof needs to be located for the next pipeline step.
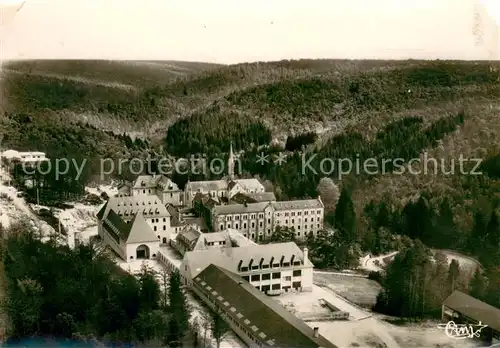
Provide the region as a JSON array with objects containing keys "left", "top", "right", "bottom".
[
  {"left": 193, "top": 192, "right": 220, "bottom": 208},
  {"left": 186, "top": 179, "right": 228, "bottom": 192},
  {"left": 443, "top": 290, "right": 500, "bottom": 332},
  {"left": 126, "top": 213, "right": 158, "bottom": 244},
  {"left": 96, "top": 201, "right": 108, "bottom": 220},
  {"left": 233, "top": 178, "right": 265, "bottom": 192},
  {"left": 156, "top": 176, "right": 180, "bottom": 192},
  {"left": 194, "top": 265, "right": 337, "bottom": 348},
  {"left": 118, "top": 182, "right": 132, "bottom": 189},
  {"left": 102, "top": 209, "right": 132, "bottom": 241},
  {"left": 228, "top": 180, "right": 239, "bottom": 190}
]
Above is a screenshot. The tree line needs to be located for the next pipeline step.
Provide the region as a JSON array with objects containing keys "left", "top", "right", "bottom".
[{"left": 0, "top": 222, "right": 225, "bottom": 347}]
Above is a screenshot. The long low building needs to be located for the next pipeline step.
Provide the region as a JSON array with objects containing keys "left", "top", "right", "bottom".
[
  {"left": 442, "top": 290, "right": 500, "bottom": 343},
  {"left": 192, "top": 264, "right": 336, "bottom": 348}
]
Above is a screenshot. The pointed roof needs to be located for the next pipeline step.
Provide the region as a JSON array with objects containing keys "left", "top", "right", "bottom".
[
  {"left": 102, "top": 209, "right": 132, "bottom": 241},
  {"left": 126, "top": 213, "right": 158, "bottom": 244},
  {"left": 96, "top": 201, "right": 108, "bottom": 220}
]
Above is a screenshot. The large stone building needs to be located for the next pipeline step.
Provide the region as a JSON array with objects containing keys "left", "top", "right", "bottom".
[
  {"left": 212, "top": 198, "right": 324, "bottom": 241},
  {"left": 180, "top": 242, "right": 314, "bottom": 295},
  {"left": 97, "top": 195, "right": 172, "bottom": 248}
]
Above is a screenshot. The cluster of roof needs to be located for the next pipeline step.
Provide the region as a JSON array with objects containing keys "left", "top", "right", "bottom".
[
  {"left": 194, "top": 264, "right": 336, "bottom": 348},
  {"left": 174, "top": 227, "right": 256, "bottom": 254},
  {"left": 175, "top": 227, "right": 231, "bottom": 252},
  {"left": 167, "top": 204, "right": 208, "bottom": 230}
]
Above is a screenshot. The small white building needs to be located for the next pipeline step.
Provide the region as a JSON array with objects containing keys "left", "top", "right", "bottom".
[
  {"left": 1, "top": 150, "right": 48, "bottom": 164},
  {"left": 180, "top": 242, "right": 313, "bottom": 295}
]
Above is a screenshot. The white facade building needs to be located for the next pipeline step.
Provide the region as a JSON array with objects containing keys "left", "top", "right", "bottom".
[
  {"left": 212, "top": 198, "right": 324, "bottom": 242},
  {"left": 98, "top": 209, "right": 160, "bottom": 261},
  {"left": 180, "top": 242, "right": 313, "bottom": 295},
  {"left": 1, "top": 150, "right": 48, "bottom": 164}
]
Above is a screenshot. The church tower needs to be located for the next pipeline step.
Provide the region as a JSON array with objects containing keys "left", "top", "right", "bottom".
[{"left": 228, "top": 142, "right": 235, "bottom": 180}]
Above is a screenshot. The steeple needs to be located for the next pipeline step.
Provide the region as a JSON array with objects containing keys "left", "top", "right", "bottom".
[{"left": 228, "top": 142, "right": 235, "bottom": 180}]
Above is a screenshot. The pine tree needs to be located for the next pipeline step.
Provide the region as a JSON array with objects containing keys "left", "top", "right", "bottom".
[
  {"left": 334, "top": 187, "right": 356, "bottom": 243},
  {"left": 447, "top": 259, "right": 460, "bottom": 295},
  {"left": 168, "top": 270, "right": 190, "bottom": 336},
  {"left": 486, "top": 210, "right": 500, "bottom": 247},
  {"left": 434, "top": 198, "right": 457, "bottom": 248},
  {"left": 468, "top": 267, "right": 486, "bottom": 300},
  {"left": 469, "top": 211, "right": 489, "bottom": 253},
  {"left": 139, "top": 265, "right": 161, "bottom": 312}
]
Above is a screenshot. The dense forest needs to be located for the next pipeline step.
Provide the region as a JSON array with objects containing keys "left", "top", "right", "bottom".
[{"left": 0, "top": 222, "right": 232, "bottom": 346}]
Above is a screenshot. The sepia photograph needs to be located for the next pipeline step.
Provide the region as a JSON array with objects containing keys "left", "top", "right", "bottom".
[{"left": 0, "top": 0, "right": 499, "bottom": 347}]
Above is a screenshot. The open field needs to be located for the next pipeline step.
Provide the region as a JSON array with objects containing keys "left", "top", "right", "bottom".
[{"left": 313, "top": 272, "right": 382, "bottom": 308}]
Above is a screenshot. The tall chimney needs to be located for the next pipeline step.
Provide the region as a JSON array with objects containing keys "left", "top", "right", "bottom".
[
  {"left": 313, "top": 327, "right": 319, "bottom": 338},
  {"left": 303, "top": 247, "right": 309, "bottom": 261}
]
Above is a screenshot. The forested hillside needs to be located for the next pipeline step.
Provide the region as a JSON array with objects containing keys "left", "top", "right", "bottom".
[
  {"left": 0, "top": 222, "right": 194, "bottom": 346},
  {"left": 2, "top": 59, "right": 500, "bottom": 321}
]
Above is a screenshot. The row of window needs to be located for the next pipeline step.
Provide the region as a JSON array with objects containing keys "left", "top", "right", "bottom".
[
  {"left": 221, "top": 222, "right": 322, "bottom": 235},
  {"left": 239, "top": 262, "right": 302, "bottom": 272},
  {"left": 222, "top": 209, "right": 323, "bottom": 221},
  {"left": 242, "top": 270, "right": 301, "bottom": 282},
  {"left": 117, "top": 210, "right": 164, "bottom": 216},
  {"left": 279, "top": 210, "right": 322, "bottom": 217},
  {"left": 116, "top": 200, "right": 161, "bottom": 206},
  {"left": 220, "top": 220, "right": 267, "bottom": 230},
  {"left": 278, "top": 217, "right": 322, "bottom": 224},
  {"left": 227, "top": 213, "right": 265, "bottom": 221},
  {"left": 255, "top": 281, "right": 301, "bottom": 292}
]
